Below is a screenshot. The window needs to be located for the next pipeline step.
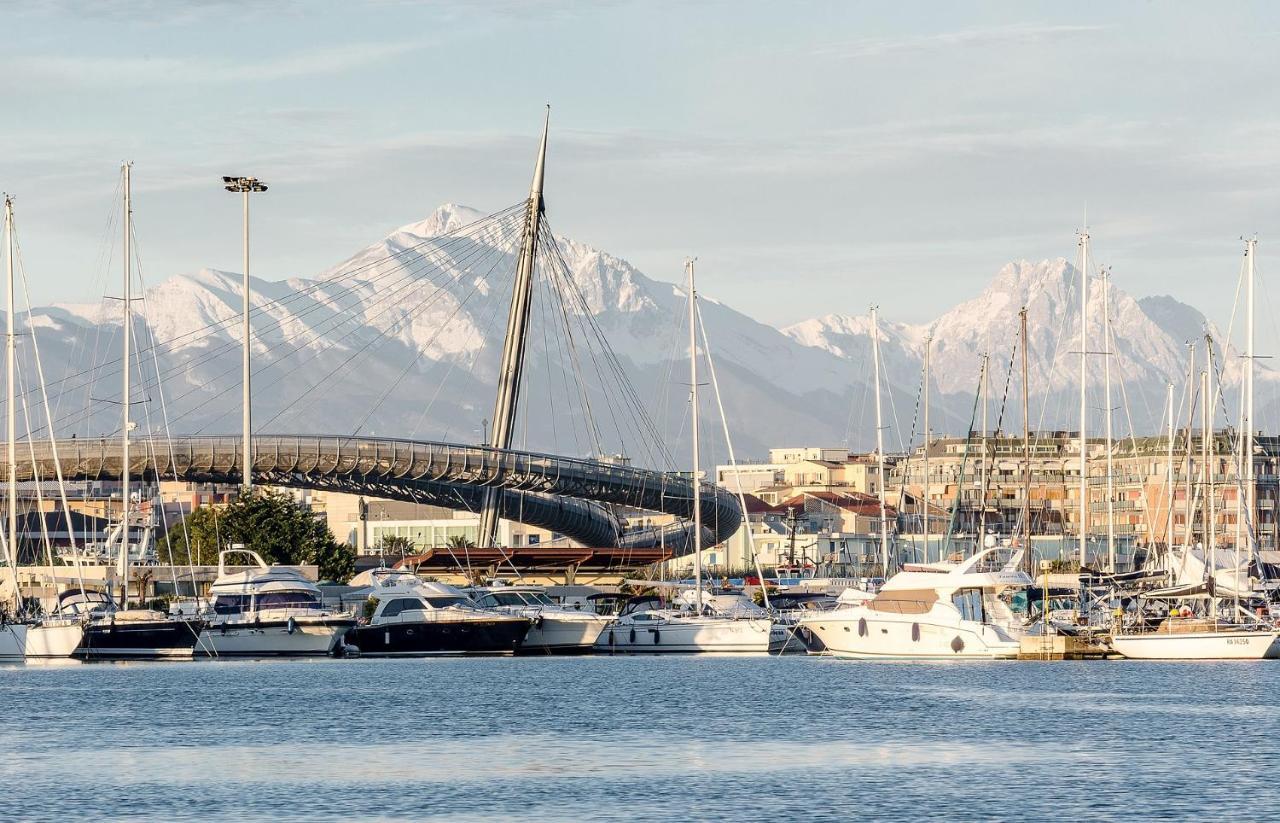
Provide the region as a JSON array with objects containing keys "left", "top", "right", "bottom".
[
  {"left": 256, "top": 591, "right": 321, "bottom": 610},
  {"left": 423, "top": 596, "right": 471, "bottom": 609},
  {"left": 213, "top": 594, "right": 251, "bottom": 615},
  {"left": 952, "top": 588, "right": 985, "bottom": 623},
  {"left": 378, "top": 597, "right": 426, "bottom": 617}
]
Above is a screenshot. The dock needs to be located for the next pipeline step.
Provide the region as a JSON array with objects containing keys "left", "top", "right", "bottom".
[{"left": 1018, "top": 634, "right": 1112, "bottom": 660}]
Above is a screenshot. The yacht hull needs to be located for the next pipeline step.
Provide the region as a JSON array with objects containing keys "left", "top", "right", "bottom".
[
  {"left": 0, "top": 623, "right": 28, "bottom": 660},
  {"left": 75, "top": 618, "right": 204, "bottom": 659},
  {"left": 25, "top": 622, "right": 84, "bottom": 658},
  {"left": 595, "top": 618, "right": 779, "bottom": 654},
  {"left": 518, "top": 615, "right": 611, "bottom": 654},
  {"left": 800, "top": 611, "right": 1021, "bottom": 659},
  {"left": 199, "top": 617, "right": 356, "bottom": 657},
  {"left": 1110, "top": 630, "right": 1280, "bottom": 660},
  {"left": 346, "top": 618, "right": 529, "bottom": 657}
]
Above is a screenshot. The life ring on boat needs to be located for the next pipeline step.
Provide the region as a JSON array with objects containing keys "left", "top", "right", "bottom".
[{"left": 286, "top": 617, "right": 297, "bottom": 635}]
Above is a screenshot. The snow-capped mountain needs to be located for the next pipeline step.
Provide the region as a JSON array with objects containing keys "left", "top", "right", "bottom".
[
  {"left": 784, "top": 258, "right": 1275, "bottom": 437},
  {"left": 22, "top": 205, "right": 1264, "bottom": 471}
]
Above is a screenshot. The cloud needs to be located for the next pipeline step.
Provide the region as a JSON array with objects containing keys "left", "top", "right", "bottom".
[
  {"left": 5, "top": 39, "right": 428, "bottom": 89},
  {"left": 815, "top": 22, "right": 1108, "bottom": 59}
]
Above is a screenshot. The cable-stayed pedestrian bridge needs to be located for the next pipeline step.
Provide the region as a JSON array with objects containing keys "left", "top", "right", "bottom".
[{"left": 5, "top": 435, "right": 740, "bottom": 551}]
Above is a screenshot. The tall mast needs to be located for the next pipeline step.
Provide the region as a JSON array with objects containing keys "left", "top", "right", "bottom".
[
  {"left": 1245, "top": 237, "right": 1257, "bottom": 564},
  {"left": 1180, "top": 343, "right": 1196, "bottom": 548},
  {"left": 1077, "top": 226, "right": 1090, "bottom": 568},
  {"left": 870, "top": 306, "right": 889, "bottom": 576},
  {"left": 1201, "top": 370, "right": 1211, "bottom": 587},
  {"left": 979, "top": 352, "right": 989, "bottom": 539},
  {"left": 120, "top": 162, "right": 132, "bottom": 607},
  {"left": 686, "top": 259, "right": 703, "bottom": 613},
  {"left": 1206, "top": 342, "right": 1217, "bottom": 574},
  {"left": 1165, "top": 383, "right": 1174, "bottom": 555},
  {"left": 922, "top": 333, "right": 931, "bottom": 561},
  {"left": 1020, "top": 307, "right": 1031, "bottom": 573},
  {"left": 3, "top": 196, "right": 17, "bottom": 611},
  {"left": 478, "top": 108, "right": 549, "bottom": 548},
  {"left": 1102, "top": 268, "right": 1116, "bottom": 572}
]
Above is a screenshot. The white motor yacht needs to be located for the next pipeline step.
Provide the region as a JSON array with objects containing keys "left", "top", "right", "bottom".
[
  {"left": 468, "top": 583, "right": 610, "bottom": 654},
  {"left": 594, "top": 591, "right": 784, "bottom": 654},
  {"left": 199, "top": 550, "right": 356, "bottom": 657},
  {"left": 798, "top": 545, "right": 1032, "bottom": 659},
  {"left": 346, "top": 569, "right": 530, "bottom": 656}
]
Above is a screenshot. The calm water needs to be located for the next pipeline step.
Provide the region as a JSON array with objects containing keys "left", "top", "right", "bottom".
[{"left": 1, "top": 656, "right": 1277, "bottom": 821}]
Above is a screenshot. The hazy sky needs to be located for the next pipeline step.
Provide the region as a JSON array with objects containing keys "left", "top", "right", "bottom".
[{"left": 5, "top": 1, "right": 1280, "bottom": 329}]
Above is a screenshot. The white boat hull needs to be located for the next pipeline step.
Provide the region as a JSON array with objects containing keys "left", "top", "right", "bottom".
[
  {"left": 199, "top": 618, "right": 353, "bottom": 656},
  {"left": 801, "top": 610, "right": 1021, "bottom": 660},
  {"left": 25, "top": 622, "right": 83, "bottom": 658},
  {"left": 1110, "top": 630, "right": 1280, "bottom": 660},
  {"left": 520, "top": 615, "right": 610, "bottom": 653},
  {"left": 595, "top": 618, "right": 780, "bottom": 654},
  {"left": 0, "top": 623, "right": 27, "bottom": 660}
]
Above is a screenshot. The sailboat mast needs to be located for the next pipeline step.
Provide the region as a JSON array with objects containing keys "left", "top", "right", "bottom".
[
  {"left": 1200, "top": 370, "right": 1209, "bottom": 552},
  {"left": 923, "top": 334, "right": 931, "bottom": 561},
  {"left": 1166, "top": 383, "right": 1175, "bottom": 554},
  {"left": 1102, "top": 268, "right": 1116, "bottom": 572},
  {"left": 3, "top": 196, "right": 17, "bottom": 611},
  {"left": 1207, "top": 339, "right": 1217, "bottom": 561},
  {"left": 1020, "top": 307, "right": 1031, "bottom": 573},
  {"left": 1180, "top": 343, "right": 1196, "bottom": 548},
  {"left": 686, "top": 259, "right": 703, "bottom": 613},
  {"left": 1245, "top": 238, "right": 1256, "bottom": 565},
  {"left": 120, "top": 163, "right": 132, "bottom": 608},
  {"left": 1078, "top": 227, "right": 1090, "bottom": 568},
  {"left": 871, "top": 306, "right": 889, "bottom": 576},
  {"left": 979, "top": 352, "right": 989, "bottom": 539}
]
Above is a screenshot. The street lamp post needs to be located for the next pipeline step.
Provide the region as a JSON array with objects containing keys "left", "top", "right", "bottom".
[{"left": 222, "top": 175, "right": 267, "bottom": 492}]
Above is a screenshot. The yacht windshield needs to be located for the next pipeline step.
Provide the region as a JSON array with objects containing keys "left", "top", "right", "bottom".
[
  {"left": 483, "top": 592, "right": 529, "bottom": 607},
  {"left": 256, "top": 591, "right": 322, "bottom": 610},
  {"left": 424, "top": 596, "right": 474, "bottom": 609}
]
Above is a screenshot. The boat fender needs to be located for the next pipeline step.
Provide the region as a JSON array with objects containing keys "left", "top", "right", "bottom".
[
  {"left": 286, "top": 617, "right": 297, "bottom": 635},
  {"left": 534, "top": 615, "right": 545, "bottom": 629},
  {"left": 858, "top": 618, "right": 867, "bottom": 637},
  {"left": 653, "top": 629, "right": 660, "bottom": 645},
  {"left": 911, "top": 623, "right": 921, "bottom": 642},
  {"left": 951, "top": 635, "right": 964, "bottom": 653},
  {"left": 608, "top": 630, "right": 615, "bottom": 650},
  {"left": 629, "top": 628, "right": 636, "bottom": 644}
]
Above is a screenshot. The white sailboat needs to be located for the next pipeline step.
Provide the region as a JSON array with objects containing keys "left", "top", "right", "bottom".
[
  {"left": 0, "top": 194, "right": 84, "bottom": 660},
  {"left": 1111, "top": 239, "right": 1280, "bottom": 660},
  {"left": 595, "top": 260, "right": 778, "bottom": 654}
]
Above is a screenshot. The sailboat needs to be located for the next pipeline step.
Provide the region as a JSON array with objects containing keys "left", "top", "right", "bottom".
[
  {"left": 594, "top": 260, "right": 780, "bottom": 654},
  {"left": 1111, "top": 239, "right": 1280, "bottom": 660},
  {"left": 72, "top": 165, "right": 204, "bottom": 660},
  {"left": 0, "top": 195, "right": 84, "bottom": 660}
]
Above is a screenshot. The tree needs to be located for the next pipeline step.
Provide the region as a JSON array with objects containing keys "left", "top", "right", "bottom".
[
  {"left": 379, "top": 534, "right": 415, "bottom": 558},
  {"left": 160, "top": 489, "right": 356, "bottom": 583},
  {"left": 446, "top": 534, "right": 476, "bottom": 549}
]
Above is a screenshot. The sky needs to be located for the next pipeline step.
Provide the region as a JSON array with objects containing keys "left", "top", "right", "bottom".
[{"left": 5, "top": 0, "right": 1280, "bottom": 330}]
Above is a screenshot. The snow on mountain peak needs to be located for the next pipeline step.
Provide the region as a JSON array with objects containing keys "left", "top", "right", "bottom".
[{"left": 394, "top": 203, "right": 491, "bottom": 239}]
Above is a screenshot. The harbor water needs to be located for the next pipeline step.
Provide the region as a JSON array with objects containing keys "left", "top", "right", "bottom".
[{"left": 2, "top": 656, "right": 1277, "bottom": 821}]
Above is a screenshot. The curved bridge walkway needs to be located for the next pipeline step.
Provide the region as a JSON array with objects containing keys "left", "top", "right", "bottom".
[{"left": 7, "top": 435, "right": 741, "bottom": 552}]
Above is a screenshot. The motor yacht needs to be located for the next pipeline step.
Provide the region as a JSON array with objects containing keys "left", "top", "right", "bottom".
[
  {"left": 58, "top": 589, "right": 205, "bottom": 660},
  {"left": 199, "top": 550, "right": 356, "bottom": 657},
  {"left": 345, "top": 569, "right": 529, "bottom": 656},
  {"left": 593, "top": 591, "right": 784, "bottom": 654},
  {"left": 467, "top": 583, "right": 610, "bottom": 654},
  {"left": 798, "top": 545, "right": 1032, "bottom": 659}
]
